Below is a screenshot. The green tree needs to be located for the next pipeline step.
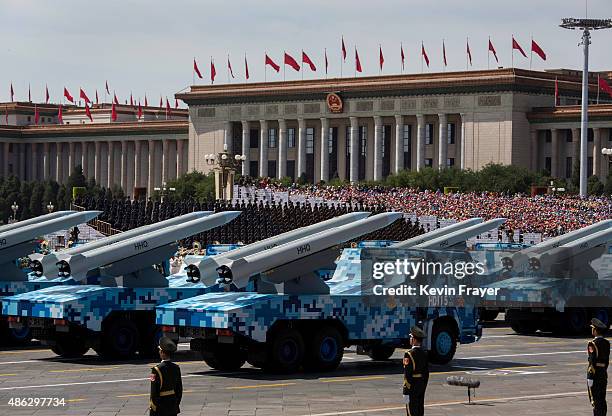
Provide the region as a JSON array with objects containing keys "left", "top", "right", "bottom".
[
  {"left": 57, "top": 185, "right": 67, "bottom": 210},
  {"left": 29, "top": 182, "right": 44, "bottom": 217},
  {"left": 588, "top": 175, "right": 604, "bottom": 195},
  {"left": 604, "top": 173, "right": 612, "bottom": 196}
]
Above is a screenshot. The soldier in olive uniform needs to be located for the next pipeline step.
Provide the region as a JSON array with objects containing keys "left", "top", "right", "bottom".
[
  {"left": 403, "top": 326, "right": 429, "bottom": 416},
  {"left": 588, "top": 318, "right": 610, "bottom": 416},
  {"left": 150, "top": 337, "right": 183, "bottom": 416}
]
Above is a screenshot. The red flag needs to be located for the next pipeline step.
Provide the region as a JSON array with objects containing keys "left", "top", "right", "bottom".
[
  {"left": 467, "top": 39, "right": 473, "bottom": 66},
  {"left": 130, "top": 93, "right": 134, "bottom": 107},
  {"left": 554, "top": 77, "right": 559, "bottom": 106},
  {"left": 325, "top": 49, "right": 329, "bottom": 74},
  {"left": 599, "top": 77, "right": 612, "bottom": 98},
  {"left": 28, "top": 84, "right": 31, "bottom": 102},
  {"left": 111, "top": 101, "right": 117, "bottom": 121},
  {"left": 85, "top": 104, "right": 93, "bottom": 122},
  {"left": 401, "top": 44, "right": 405, "bottom": 71},
  {"left": 302, "top": 51, "right": 316, "bottom": 71},
  {"left": 165, "top": 98, "right": 171, "bottom": 117},
  {"left": 421, "top": 43, "right": 430, "bottom": 67},
  {"left": 193, "top": 58, "right": 203, "bottom": 79},
  {"left": 159, "top": 96, "right": 163, "bottom": 108},
  {"left": 79, "top": 88, "right": 91, "bottom": 104},
  {"left": 284, "top": 52, "right": 300, "bottom": 71},
  {"left": 228, "top": 57, "right": 235, "bottom": 78},
  {"left": 144, "top": 94, "right": 148, "bottom": 107},
  {"left": 113, "top": 93, "right": 119, "bottom": 105},
  {"left": 512, "top": 36, "right": 527, "bottom": 58},
  {"left": 10, "top": 83, "right": 14, "bottom": 102},
  {"left": 45, "top": 85, "right": 50, "bottom": 103},
  {"left": 531, "top": 39, "right": 546, "bottom": 61},
  {"left": 265, "top": 54, "right": 280, "bottom": 72},
  {"left": 174, "top": 98, "right": 178, "bottom": 109},
  {"left": 57, "top": 105, "right": 63, "bottom": 124},
  {"left": 137, "top": 102, "right": 143, "bottom": 119},
  {"left": 355, "top": 47, "right": 362, "bottom": 73},
  {"left": 95, "top": 90, "right": 99, "bottom": 105},
  {"left": 105, "top": 80, "right": 110, "bottom": 94},
  {"left": 63, "top": 87, "right": 74, "bottom": 103},
  {"left": 211, "top": 59, "right": 217, "bottom": 83},
  {"left": 379, "top": 45, "right": 384, "bottom": 71},
  {"left": 341, "top": 36, "right": 347, "bottom": 61},
  {"left": 443, "top": 41, "right": 447, "bottom": 67},
  {"left": 488, "top": 39, "right": 499, "bottom": 63},
  {"left": 34, "top": 105, "right": 39, "bottom": 125},
  {"left": 245, "top": 55, "right": 250, "bottom": 80}
]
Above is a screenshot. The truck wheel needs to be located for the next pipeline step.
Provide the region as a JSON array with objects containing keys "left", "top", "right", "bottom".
[
  {"left": 368, "top": 345, "right": 395, "bottom": 361},
  {"left": 559, "top": 309, "right": 588, "bottom": 335},
  {"left": 429, "top": 323, "right": 457, "bottom": 365},
  {"left": 509, "top": 320, "right": 538, "bottom": 335},
  {"left": 479, "top": 309, "right": 500, "bottom": 322},
  {"left": 51, "top": 336, "right": 89, "bottom": 358},
  {"left": 267, "top": 329, "right": 304, "bottom": 373},
  {"left": 7, "top": 325, "right": 33, "bottom": 346},
  {"left": 99, "top": 319, "right": 140, "bottom": 360},
  {"left": 203, "top": 345, "right": 246, "bottom": 371},
  {"left": 304, "top": 327, "right": 343, "bottom": 372}
]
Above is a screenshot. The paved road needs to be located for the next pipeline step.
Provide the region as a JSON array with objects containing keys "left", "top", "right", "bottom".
[{"left": 0, "top": 326, "right": 601, "bottom": 415}]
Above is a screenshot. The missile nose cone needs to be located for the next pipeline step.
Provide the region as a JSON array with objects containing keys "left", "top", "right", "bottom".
[
  {"left": 82, "top": 210, "right": 103, "bottom": 221},
  {"left": 193, "top": 211, "right": 213, "bottom": 218},
  {"left": 221, "top": 211, "right": 242, "bottom": 222},
  {"left": 348, "top": 211, "right": 372, "bottom": 220},
  {"left": 487, "top": 218, "right": 507, "bottom": 227},
  {"left": 373, "top": 211, "right": 404, "bottom": 225}
]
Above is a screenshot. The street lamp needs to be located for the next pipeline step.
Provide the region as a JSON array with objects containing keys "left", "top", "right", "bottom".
[
  {"left": 205, "top": 144, "right": 246, "bottom": 201},
  {"left": 560, "top": 18, "right": 612, "bottom": 198},
  {"left": 153, "top": 182, "right": 177, "bottom": 203},
  {"left": 10, "top": 201, "right": 18, "bottom": 223},
  {"left": 46, "top": 202, "right": 54, "bottom": 213}
]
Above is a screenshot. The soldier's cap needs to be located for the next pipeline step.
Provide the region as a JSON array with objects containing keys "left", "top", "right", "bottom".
[
  {"left": 158, "top": 336, "right": 177, "bottom": 353},
  {"left": 591, "top": 318, "right": 608, "bottom": 331},
  {"left": 410, "top": 326, "right": 426, "bottom": 339}
]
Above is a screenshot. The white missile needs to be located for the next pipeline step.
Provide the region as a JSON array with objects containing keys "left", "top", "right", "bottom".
[
  {"left": 413, "top": 218, "right": 506, "bottom": 250},
  {"left": 392, "top": 218, "right": 483, "bottom": 248},
  {"left": 508, "top": 219, "right": 612, "bottom": 270},
  {"left": 185, "top": 211, "right": 371, "bottom": 285},
  {"left": 29, "top": 211, "right": 213, "bottom": 278},
  {"left": 218, "top": 212, "right": 403, "bottom": 289},
  {"left": 0, "top": 210, "right": 76, "bottom": 233},
  {"left": 58, "top": 211, "right": 241, "bottom": 281},
  {"left": 0, "top": 211, "right": 101, "bottom": 255}
]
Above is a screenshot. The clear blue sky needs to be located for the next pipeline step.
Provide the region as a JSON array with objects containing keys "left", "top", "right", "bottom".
[{"left": 1, "top": 0, "right": 611, "bottom": 104}]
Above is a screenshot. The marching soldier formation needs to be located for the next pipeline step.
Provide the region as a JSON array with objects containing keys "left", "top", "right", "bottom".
[
  {"left": 150, "top": 337, "right": 183, "bottom": 416},
  {"left": 403, "top": 326, "right": 430, "bottom": 416},
  {"left": 588, "top": 318, "right": 610, "bottom": 416}
]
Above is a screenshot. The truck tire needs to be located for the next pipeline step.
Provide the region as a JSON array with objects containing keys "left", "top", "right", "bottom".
[
  {"left": 556, "top": 309, "right": 588, "bottom": 335},
  {"left": 304, "top": 327, "right": 343, "bottom": 372},
  {"left": 267, "top": 329, "right": 304, "bottom": 373},
  {"left": 98, "top": 319, "right": 140, "bottom": 360},
  {"left": 51, "top": 336, "right": 89, "bottom": 358},
  {"left": 479, "top": 309, "right": 500, "bottom": 322},
  {"left": 7, "top": 325, "right": 33, "bottom": 346},
  {"left": 368, "top": 345, "right": 395, "bottom": 361},
  {"left": 203, "top": 344, "right": 246, "bottom": 371},
  {"left": 509, "top": 320, "right": 538, "bottom": 335},
  {"left": 429, "top": 322, "right": 457, "bottom": 365}
]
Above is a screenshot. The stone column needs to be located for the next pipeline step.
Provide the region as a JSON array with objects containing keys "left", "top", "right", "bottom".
[
  {"left": 320, "top": 117, "right": 329, "bottom": 182},
  {"left": 107, "top": 141, "right": 114, "bottom": 188},
  {"left": 161, "top": 139, "right": 169, "bottom": 184},
  {"left": 134, "top": 140, "right": 142, "bottom": 189},
  {"left": 241, "top": 121, "right": 249, "bottom": 176},
  {"left": 31, "top": 143, "right": 38, "bottom": 181},
  {"left": 349, "top": 116, "right": 359, "bottom": 183},
  {"left": 459, "top": 113, "right": 466, "bottom": 169},
  {"left": 94, "top": 141, "right": 101, "bottom": 185},
  {"left": 278, "top": 119, "right": 287, "bottom": 180},
  {"left": 416, "top": 114, "right": 425, "bottom": 171},
  {"left": 593, "top": 127, "right": 602, "bottom": 177},
  {"left": 373, "top": 116, "right": 383, "bottom": 181},
  {"left": 438, "top": 113, "right": 448, "bottom": 170},
  {"left": 297, "top": 118, "right": 307, "bottom": 178},
  {"left": 68, "top": 142, "right": 75, "bottom": 176},
  {"left": 551, "top": 128, "right": 559, "bottom": 177},
  {"left": 121, "top": 140, "right": 128, "bottom": 191},
  {"left": 530, "top": 129, "right": 538, "bottom": 171},
  {"left": 43, "top": 142, "right": 50, "bottom": 180},
  {"left": 176, "top": 139, "right": 184, "bottom": 178},
  {"left": 147, "top": 139, "right": 155, "bottom": 196},
  {"left": 81, "top": 142, "right": 88, "bottom": 177},
  {"left": 56, "top": 142, "right": 62, "bottom": 183},
  {"left": 259, "top": 120, "right": 268, "bottom": 177},
  {"left": 224, "top": 121, "right": 233, "bottom": 152},
  {"left": 394, "top": 115, "right": 404, "bottom": 174},
  {"left": 572, "top": 127, "right": 580, "bottom": 172},
  {"left": 3, "top": 142, "right": 9, "bottom": 178}
]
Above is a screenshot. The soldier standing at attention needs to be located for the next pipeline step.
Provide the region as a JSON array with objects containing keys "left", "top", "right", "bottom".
[
  {"left": 588, "top": 318, "right": 610, "bottom": 416},
  {"left": 150, "top": 337, "right": 183, "bottom": 416},
  {"left": 403, "top": 326, "right": 429, "bottom": 416}
]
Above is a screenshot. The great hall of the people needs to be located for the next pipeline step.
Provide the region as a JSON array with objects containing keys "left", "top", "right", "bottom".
[{"left": 2, "top": 68, "right": 612, "bottom": 197}]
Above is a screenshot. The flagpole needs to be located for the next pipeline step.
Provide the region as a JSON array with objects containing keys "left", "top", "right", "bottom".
[
  {"left": 193, "top": 57, "right": 196, "bottom": 86},
  {"left": 488, "top": 37, "right": 491, "bottom": 70},
  {"left": 340, "top": 37, "right": 344, "bottom": 78},
  {"left": 597, "top": 74, "right": 600, "bottom": 104},
  {"left": 265, "top": 52, "right": 268, "bottom": 82},
  {"left": 529, "top": 35, "right": 533, "bottom": 70},
  {"left": 325, "top": 48, "right": 328, "bottom": 80},
  {"left": 511, "top": 35, "right": 514, "bottom": 68},
  {"left": 466, "top": 37, "right": 468, "bottom": 71},
  {"left": 354, "top": 46, "right": 356, "bottom": 78},
  {"left": 379, "top": 44, "right": 381, "bottom": 75},
  {"left": 283, "top": 51, "right": 286, "bottom": 82},
  {"left": 421, "top": 42, "right": 424, "bottom": 74},
  {"left": 227, "top": 54, "right": 230, "bottom": 84},
  {"left": 400, "top": 43, "right": 403, "bottom": 74}
]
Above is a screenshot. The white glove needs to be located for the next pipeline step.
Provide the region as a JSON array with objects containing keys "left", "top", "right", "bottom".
[
  {"left": 403, "top": 394, "right": 410, "bottom": 404},
  {"left": 587, "top": 379, "right": 594, "bottom": 388}
]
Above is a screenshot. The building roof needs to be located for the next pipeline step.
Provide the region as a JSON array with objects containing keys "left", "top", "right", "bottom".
[
  {"left": 176, "top": 68, "right": 598, "bottom": 105},
  {"left": 527, "top": 104, "right": 612, "bottom": 123}
]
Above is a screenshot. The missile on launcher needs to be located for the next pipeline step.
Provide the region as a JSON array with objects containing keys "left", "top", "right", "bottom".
[
  {"left": 392, "top": 218, "right": 483, "bottom": 248},
  {"left": 413, "top": 218, "right": 506, "bottom": 250},
  {"left": 0, "top": 210, "right": 76, "bottom": 233},
  {"left": 56, "top": 211, "right": 241, "bottom": 287},
  {"left": 216, "top": 212, "right": 403, "bottom": 292},
  {"left": 30, "top": 211, "right": 213, "bottom": 279},
  {"left": 185, "top": 211, "right": 371, "bottom": 285}
]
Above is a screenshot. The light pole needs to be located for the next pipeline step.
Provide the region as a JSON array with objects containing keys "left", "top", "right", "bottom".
[
  {"left": 205, "top": 144, "right": 246, "bottom": 201},
  {"left": 560, "top": 18, "right": 612, "bottom": 198},
  {"left": 46, "top": 202, "right": 54, "bottom": 213},
  {"left": 153, "top": 182, "right": 176, "bottom": 203},
  {"left": 602, "top": 148, "right": 612, "bottom": 175},
  {"left": 10, "top": 201, "right": 18, "bottom": 223}
]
